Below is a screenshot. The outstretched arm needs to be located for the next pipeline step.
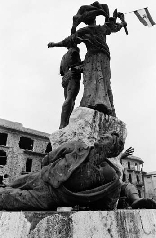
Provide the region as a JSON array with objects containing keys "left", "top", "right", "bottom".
[
  {"left": 48, "top": 42, "right": 65, "bottom": 48},
  {"left": 120, "top": 147, "right": 134, "bottom": 160},
  {"left": 47, "top": 33, "right": 82, "bottom": 49},
  {"left": 48, "top": 26, "right": 90, "bottom": 49}
]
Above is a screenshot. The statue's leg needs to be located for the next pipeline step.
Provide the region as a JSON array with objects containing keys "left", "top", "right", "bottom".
[
  {"left": 0, "top": 174, "right": 58, "bottom": 211},
  {"left": 59, "top": 77, "right": 80, "bottom": 129},
  {"left": 0, "top": 186, "right": 57, "bottom": 211},
  {"left": 9, "top": 173, "right": 31, "bottom": 189},
  {"left": 120, "top": 182, "right": 156, "bottom": 209}
]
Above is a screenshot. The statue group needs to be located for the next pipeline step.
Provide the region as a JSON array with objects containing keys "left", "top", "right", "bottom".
[
  {"left": 49, "top": 2, "right": 128, "bottom": 129},
  {"left": 0, "top": 2, "right": 156, "bottom": 211}
]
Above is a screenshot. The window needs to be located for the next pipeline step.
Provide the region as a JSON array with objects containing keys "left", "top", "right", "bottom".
[
  {"left": 129, "top": 174, "right": 132, "bottom": 183},
  {"left": 138, "top": 190, "right": 141, "bottom": 198},
  {"left": 135, "top": 163, "right": 138, "bottom": 171},
  {"left": 0, "top": 133, "right": 8, "bottom": 146},
  {"left": 0, "top": 176, "right": 3, "bottom": 184},
  {"left": 3, "top": 174, "right": 9, "bottom": 178},
  {"left": 128, "top": 161, "right": 131, "bottom": 169},
  {"left": 45, "top": 142, "right": 52, "bottom": 153},
  {"left": 123, "top": 173, "right": 126, "bottom": 182},
  {"left": 19, "top": 137, "right": 34, "bottom": 150},
  {"left": 26, "top": 158, "right": 32, "bottom": 172},
  {"left": 137, "top": 175, "right": 140, "bottom": 183},
  {"left": 0, "top": 150, "right": 7, "bottom": 165}
]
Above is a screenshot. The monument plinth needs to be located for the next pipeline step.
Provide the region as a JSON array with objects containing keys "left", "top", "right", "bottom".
[
  {"left": 1, "top": 210, "right": 156, "bottom": 238},
  {"left": 50, "top": 107, "right": 127, "bottom": 150}
]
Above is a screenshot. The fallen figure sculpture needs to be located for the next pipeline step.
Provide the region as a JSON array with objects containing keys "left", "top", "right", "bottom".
[{"left": 0, "top": 132, "right": 155, "bottom": 210}]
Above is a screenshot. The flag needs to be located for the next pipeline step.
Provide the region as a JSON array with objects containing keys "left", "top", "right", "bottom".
[{"left": 134, "top": 8, "right": 155, "bottom": 27}]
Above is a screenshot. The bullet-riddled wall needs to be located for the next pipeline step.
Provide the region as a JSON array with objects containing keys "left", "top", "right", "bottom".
[{"left": 0, "top": 118, "right": 51, "bottom": 185}]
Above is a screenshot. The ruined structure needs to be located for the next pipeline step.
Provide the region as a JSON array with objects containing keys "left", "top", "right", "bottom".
[
  {"left": 0, "top": 118, "right": 51, "bottom": 185},
  {"left": 121, "top": 155, "right": 145, "bottom": 198},
  {"left": 144, "top": 171, "right": 156, "bottom": 201}
]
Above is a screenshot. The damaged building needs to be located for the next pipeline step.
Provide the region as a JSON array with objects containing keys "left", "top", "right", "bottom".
[
  {"left": 0, "top": 118, "right": 51, "bottom": 186},
  {"left": 121, "top": 155, "right": 145, "bottom": 198}
]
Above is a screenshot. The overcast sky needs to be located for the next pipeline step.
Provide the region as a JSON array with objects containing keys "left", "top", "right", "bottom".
[{"left": 0, "top": 0, "right": 156, "bottom": 172}]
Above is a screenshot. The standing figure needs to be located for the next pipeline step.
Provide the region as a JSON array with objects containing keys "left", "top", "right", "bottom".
[
  {"left": 59, "top": 45, "right": 82, "bottom": 129},
  {"left": 48, "top": 3, "right": 127, "bottom": 117}
]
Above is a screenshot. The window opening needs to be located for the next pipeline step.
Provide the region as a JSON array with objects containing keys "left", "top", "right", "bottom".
[
  {"left": 129, "top": 174, "right": 132, "bottom": 183},
  {"left": 26, "top": 158, "right": 32, "bottom": 172},
  {"left": 138, "top": 190, "right": 141, "bottom": 198},
  {"left": 45, "top": 142, "right": 52, "bottom": 153},
  {"left": 0, "top": 150, "right": 7, "bottom": 165},
  {"left": 0, "top": 133, "right": 8, "bottom": 146},
  {"left": 0, "top": 176, "right": 3, "bottom": 184},
  {"left": 19, "top": 137, "right": 34, "bottom": 150},
  {"left": 137, "top": 175, "right": 140, "bottom": 183},
  {"left": 123, "top": 173, "right": 126, "bottom": 182}
]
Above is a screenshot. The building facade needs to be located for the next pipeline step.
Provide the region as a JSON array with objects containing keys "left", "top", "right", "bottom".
[
  {"left": 121, "top": 155, "right": 144, "bottom": 198},
  {"left": 143, "top": 171, "right": 156, "bottom": 201},
  {"left": 0, "top": 118, "right": 51, "bottom": 185}
]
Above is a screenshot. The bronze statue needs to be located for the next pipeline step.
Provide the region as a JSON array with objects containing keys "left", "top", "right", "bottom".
[
  {"left": 0, "top": 135, "right": 155, "bottom": 210},
  {"left": 59, "top": 45, "right": 83, "bottom": 129},
  {"left": 48, "top": 3, "right": 127, "bottom": 117},
  {"left": 0, "top": 132, "right": 124, "bottom": 210}
]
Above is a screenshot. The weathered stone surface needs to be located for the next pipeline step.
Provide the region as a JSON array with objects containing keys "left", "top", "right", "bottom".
[
  {"left": 29, "top": 213, "right": 72, "bottom": 238},
  {"left": 0, "top": 118, "right": 50, "bottom": 185},
  {"left": 50, "top": 107, "right": 127, "bottom": 150},
  {"left": 0, "top": 212, "right": 31, "bottom": 238},
  {"left": 50, "top": 107, "right": 126, "bottom": 177},
  {"left": 1, "top": 210, "right": 156, "bottom": 238}
]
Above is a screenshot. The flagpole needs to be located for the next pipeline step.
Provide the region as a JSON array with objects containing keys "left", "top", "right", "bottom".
[{"left": 124, "top": 7, "right": 148, "bottom": 15}]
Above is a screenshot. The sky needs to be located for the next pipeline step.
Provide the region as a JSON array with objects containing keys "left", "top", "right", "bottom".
[{"left": 0, "top": 0, "right": 156, "bottom": 172}]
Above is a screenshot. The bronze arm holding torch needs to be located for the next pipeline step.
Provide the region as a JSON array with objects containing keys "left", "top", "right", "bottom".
[{"left": 117, "top": 12, "right": 128, "bottom": 35}]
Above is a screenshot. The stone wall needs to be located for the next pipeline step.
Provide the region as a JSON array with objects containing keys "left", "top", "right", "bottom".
[
  {"left": 0, "top": 119, "right": 51, "bottom": 184},
  {"left": 0, "top": 210, "right": 156, "bottom": 237}
]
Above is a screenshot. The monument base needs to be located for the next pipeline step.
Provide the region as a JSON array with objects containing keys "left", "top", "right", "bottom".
[{"left": 0, "top": 210, "right": 156, "bottom": 237}]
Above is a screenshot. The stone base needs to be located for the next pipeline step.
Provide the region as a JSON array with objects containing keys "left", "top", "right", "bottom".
[
  {"left": 50, "top": 107, "right": 127, "bottom": 150},
  {"left": 0, "top": 210, "right": 156, "bottom": 237},
  {"left": 50, "top": 107, "right": 126, "bottom": 177}
]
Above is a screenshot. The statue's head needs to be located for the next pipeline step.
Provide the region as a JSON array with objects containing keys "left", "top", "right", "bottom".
[{"left": 95, "top": 131, "right": 124, "bottom": 158}]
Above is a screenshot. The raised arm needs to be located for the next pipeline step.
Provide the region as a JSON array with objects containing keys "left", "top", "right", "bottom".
[
  {"left": 104, "top": 11, "right": 128, "bottom": 35},
  {"left": 120, "top": 147, "right": 134, "bottom": 160}
]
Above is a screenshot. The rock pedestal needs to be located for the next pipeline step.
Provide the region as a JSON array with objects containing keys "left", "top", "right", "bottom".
[
  {"left": 1, "top": 210, "right": 156, "bottom": 238},
  {"left": 50, "top": 107, "right": 127, "bottom": 176},
  {"left": 50, "top": 107, "right": 127, "bottom": 149}
]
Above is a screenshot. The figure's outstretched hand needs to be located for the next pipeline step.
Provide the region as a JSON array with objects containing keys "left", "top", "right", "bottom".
[
  {"left": 124, "top": 147, "right": 134, "bottom": 156},
  {"left": 120, "top": 147, "right": 134, "bottom": 160},
  {"left": 48, "top": 42, "right": 56, "bottom": 48}
]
